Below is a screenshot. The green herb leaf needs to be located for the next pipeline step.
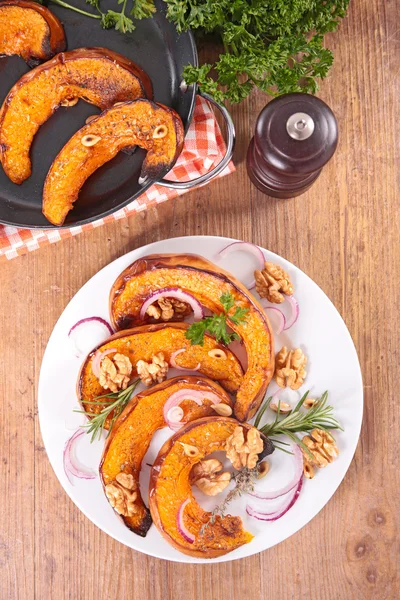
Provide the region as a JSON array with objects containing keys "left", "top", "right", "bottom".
[
  {"left": 256, "top": 391, "right": 343, "bottom": 447},
  {"left": 77, "top": 379, "right": 140, "bottom": 443},
  {"left": 185, "top": 293, "right": 248, "bottom": 346}
]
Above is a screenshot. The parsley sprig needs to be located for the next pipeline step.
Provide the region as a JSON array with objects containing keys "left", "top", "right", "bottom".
[
  {"left": 76, "top": 379, "right": 140, "bottom": 442},
  {"left": 45, "top": 0, "right": 155, "bottom": 33},
  {"left": 166, "top": 0, "right": 350, "bottom": 103},
  {"left": 185, "top": 292, "right": 248, "bottom": 346}
]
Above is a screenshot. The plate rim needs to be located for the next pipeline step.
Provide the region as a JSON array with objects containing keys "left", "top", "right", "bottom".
[{"left": 38, "top": 235, "right": 364, "bottom": 563}]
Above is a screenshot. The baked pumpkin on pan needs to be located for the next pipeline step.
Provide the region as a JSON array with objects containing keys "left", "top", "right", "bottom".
[
  {"left": 0, "top": 47, "right": 152, "bottom": 185},
  {"left": 149, "top": 417, "right": 273, "bottom": 559},
  {"left": 0, "top": 0, "right": 66, "bottom": 66},
  {"left": 109, "top": 253, "right": 274, "bottom": 422},
  {"left": 78, "top": 323, "right": 243, "bottom": 419},
  {"left": 42, "top": 99, "right": 184, "bottom": 226},
  {"left": 100, "top": 377, "right": 233, "bottom": 537}
]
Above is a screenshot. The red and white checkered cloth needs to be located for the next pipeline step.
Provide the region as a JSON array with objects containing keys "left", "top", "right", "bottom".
[{"left": 0, "top": 96, "right": 234, "bottom": 261}]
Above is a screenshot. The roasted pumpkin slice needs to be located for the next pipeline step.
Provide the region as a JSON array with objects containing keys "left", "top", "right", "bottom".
[
  {"left": 100, "top": 376, "right": 232, "bottom": 537},
  {"left": 78, "top": 323, "right": 243, "bottom": 418},
  {"left": 0, "top": 47, "right": 152, "bottom": 185},
  {"left": 42, "top": 99, "right": 184, "bottom": 226},
  {"left": 0, "top": 0, "right": 66, "bottom": 66},
  {"left": 149, "top": 417, "right": 273, "bottom": 558},
  {"left": 109, "top": 253, "right": 274, "bottom": 422}
]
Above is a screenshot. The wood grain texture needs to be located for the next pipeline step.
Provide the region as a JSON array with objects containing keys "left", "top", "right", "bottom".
[{"left": 0, "top": 0, "right": 399, "bottom": 598}]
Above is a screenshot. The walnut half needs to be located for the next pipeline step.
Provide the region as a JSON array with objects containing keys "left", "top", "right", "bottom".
[
  {"left": 99, "top": 352, "right": 132, "bottom": 393},
  {"left": 105, "top": 472, "right": 137, "bottom": 517},
  {"left": 136, "top": 353, "right": 168, "bottom": 386},
  {"left": 225, "top": 426, "right": 264, "bottom": 470},
  {"left": 302, "top": 429, "right": 339, "bottom": 479},
  {"left": 274, "top": 346, "right": 307, "bottom": 390},
  {"left": 146, "top": 298, "right": 191, "bottom": 321},
  {"left": 254, "top": 262, "right": 294, "bottom": 304},
  {"left": 190, "top": 459, "right": 231, "bottom": 496}
]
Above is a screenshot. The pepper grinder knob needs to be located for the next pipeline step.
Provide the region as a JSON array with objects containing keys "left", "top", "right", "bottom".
[{"left": 246, "top": 93, "right": 338, "bottom": 198}]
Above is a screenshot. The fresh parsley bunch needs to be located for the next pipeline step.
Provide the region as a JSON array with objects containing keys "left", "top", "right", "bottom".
[
  {"left": 185, "top": 292, "right": 249, "bottom": 345},
  {"left": 164, "top": 0, "right": 350, "bottom": 103}
]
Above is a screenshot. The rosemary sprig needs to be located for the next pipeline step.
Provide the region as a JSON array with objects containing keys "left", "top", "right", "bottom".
[
  {"left": 257, "top": 391, "right": 343, "bottom": 456},
  {"left": 75, "top": 379, "right": 140, "bottom": 443}
]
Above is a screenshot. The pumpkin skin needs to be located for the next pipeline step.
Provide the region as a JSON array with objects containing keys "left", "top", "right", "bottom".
[
  {"left": 149, "top": 417, "right": 273, "bottom": 558},
  {"left": 0, "top": 0, "right": 66, "bottom": 66},
  {"left": 100, "top": 377, "right": 232, "bottom": 537},
  {"left": 0, "top": 48, "right": 152, "bottom": 185},
  {"left": 109, "top": 253, "right": 274, "bottom": 421},
  {"left": 42, "top": 99, "right": 184, "bottom": 226},
  {"left": 78, "top": 322, "right": 243, "bottom": 420}
]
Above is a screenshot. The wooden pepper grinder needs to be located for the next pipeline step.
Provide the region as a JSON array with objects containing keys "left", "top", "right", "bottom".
[{"left": 246, "top": 93, "right": 338, "bottom": 198}]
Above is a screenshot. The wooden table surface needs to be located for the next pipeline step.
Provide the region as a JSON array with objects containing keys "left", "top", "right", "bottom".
[{"left": 1, "top": 1, "right": 398, "bottom": 598}]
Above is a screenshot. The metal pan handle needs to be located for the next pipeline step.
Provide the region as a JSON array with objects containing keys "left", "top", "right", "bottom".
[{"left": 155, "top": 91, "right": 235, "bottom": 190}]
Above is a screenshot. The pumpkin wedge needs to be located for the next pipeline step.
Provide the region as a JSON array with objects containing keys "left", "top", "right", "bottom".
[
  {"left": 42, "top": 99, "right": 184, "bottom": 226},
  {"left": 149, "top": 417, "right": 274, "bottom": 558},
  {"left": 100, "top": 377, "right": 232, "bottom": 537},
  {"left": 0, "top": 0, "right": 66, "bottom": 66},
  {"left": 0, "top": 47, "right": 152, "bottom": 185},
  {"left": 109, "top": 254, "right": 274, "bottom": 421},
  {"left": 78, "top": 323, "right": 243, "bottom": 419}
]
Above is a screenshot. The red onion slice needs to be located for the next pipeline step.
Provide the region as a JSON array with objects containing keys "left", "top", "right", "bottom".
[
  {"left": 163, "top": 388, "right": 222, "bottom": 430},
  {"left": 139, "top": 288, "right": 204, "bottom": 321},
  {"left": 68, "top": 316, "right": 114, "bottom": 357},
  {"left": 246, "top": 477, "right": 303, "bottom": 521},
  {"left": 248, "top": 443, "right": 303, "bottom": 500},
  {"left": 91, "top": 347, "right": 118, "bottom": 378},
  {"left": 218, "top": 241, "right": 265, "bottom": 270},
  {"left": 63, "top": 429, "right": 97, "bottom": 484},
  {"left": 166, "top": 406, "right": 184, "bottom": 424},
  {"left": 262, "top": 305, "right": 286, "bottom": 335},
  {"left": 283, "top": 295, "right": 299, "bottom": 330},
  {"left": 177, "top": 499, "right": 195, "bottom": 543},
  {"left": 170, "top": 348, "right": 201, "bottom": 372}
]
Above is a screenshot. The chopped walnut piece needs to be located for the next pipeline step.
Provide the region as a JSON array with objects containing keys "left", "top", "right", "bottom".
[
  {"left": 274, "top": 346, "right": 307, "bottom": 390},
  {"left": 99, "top": 353, "right": 132, "bottom": 393},
  {"left": 225, "top": 426, "right": 264, "bottom": 470},
  {"left": 136, "top": 353, "right": 168, "bottom": 386},
  {"left": 146, "top": 298, "right": 191, "bottom": 321},
  {"left": 254, "top": 262, "right": 294, "bottom": 304},
  {"left": 190, "top": 458, "right": 231, "bottom": 496},
  {"left": 270, "top": 401, "right": 291, "bottom": 413},
  {"left": 301, "top": 429, "right": 339, "bottom": 478},
  {"left": 105, "top": 472, "right": 137, "bottom": 517}
]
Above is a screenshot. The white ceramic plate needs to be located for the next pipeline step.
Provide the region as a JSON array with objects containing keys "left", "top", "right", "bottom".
[{"left": 38, "top": 236, "right": 363, "bottom": 563}]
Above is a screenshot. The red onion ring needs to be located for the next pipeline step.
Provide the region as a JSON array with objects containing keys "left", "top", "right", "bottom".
[
  {"left": 63, "top": 429, "right": 97, "bottom": 484},
  {"left": 91, "top": 347, "right": 118, "bottom": 378},
  {"left": 177, "top": 499, "right": 195, "bottom": 543},
  {"left": 139, "top": 288, "right": 204, "bottom": 321},
  {"left": 248, "top": 443, "right": 303, "bottom": 500},
  {"left": 163, "top": 388, "right": 223, "bottom": 430},
  {"left": 218, "top": 241, "right": 265, "bottom": 270},
  {"left": 283, "top": 295, "right": 299, "bottom": 330},
  {"left": 246, "top": 477, "right": 303, "bottom": 521},
  {"left": 68, "top": 317, "right": 114, "bottom": 356},
  {"left": 68, "top": 316, "right": 113, "bottom": 337},
  {"left": 262, "top": 305, "right": 286, "bottom": 335},
  {"left": 170, "top": 348, "right": 201, "bottom": 372}
]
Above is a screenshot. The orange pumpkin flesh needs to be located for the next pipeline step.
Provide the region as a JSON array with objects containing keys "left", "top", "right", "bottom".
[
  {"left": 78, "top": 323, "right": 243, "bottom": 421},
  {"left": 149, "top": 417, "right": 258, "bottom": 558},
  {"left": 0, "top": 48, "right": 152, "bottom": 185},
  {"left": 0, "top": 0, "right": 66, "bottom": 65},
  {"left": 109, "top": 254, "right": 274, "bottom": 421},
  {"left": 42, "top": 99, "right": 184, "bottom": 226},
  {"left": 100, "top": 377, "right": 232, "bottom": 537}
]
